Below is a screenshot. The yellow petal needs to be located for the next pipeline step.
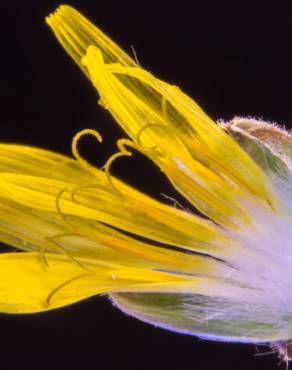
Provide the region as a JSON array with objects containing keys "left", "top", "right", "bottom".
[
  {"left": 0, "top": 195, "right": 231, "bottom": 277},
  {"left": 0, "top": 144, "right": 232, "bottom": 258},
  {"left": 0, "top": 252, "right": 242, "bottom": 314},
  {"left": 46, "top": 6, "right": 275, "bottom": 227},
  {"left": 46, "top": 5, "right": 137, "bottom": 76}
]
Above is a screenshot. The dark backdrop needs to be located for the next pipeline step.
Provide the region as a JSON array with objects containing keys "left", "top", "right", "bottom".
[{"left": 0, "top": 1, "right": 291, "bottom": 369}]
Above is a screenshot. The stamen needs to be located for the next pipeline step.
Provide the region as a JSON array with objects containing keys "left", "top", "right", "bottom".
[
  {"left": 72, "top": 128, "right": 103, "bottom": 175},
  {"left": 45, "top": 273, "right": 90, "bottom": 307},
  {"left": 136, "top": 123, "right": 180, "bottom": 147},
  {"left": 117, "top": 137, "right": 161, "bottom": 166},
  {"left": 71, "top": 184, "right": 115, "bottom": 208},
  {"left": 44, "top": 235, "right": 91, "bottom": 272},
  {"left": 104, "top": 151, "right": 131, "bottom": 197},
  {"left": 40, "top": 244, "right": 49, "bottom": 268},
  {"left": 117, "top": 138, "right": 141, "bottom": 153},
  {"left": 55, "top": 188, "right": 74, "bottom": 230}
]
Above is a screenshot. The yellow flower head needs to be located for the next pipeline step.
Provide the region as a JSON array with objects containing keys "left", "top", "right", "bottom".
[{"left": 1, "top": 4, "right": 292, "bottom": 361}]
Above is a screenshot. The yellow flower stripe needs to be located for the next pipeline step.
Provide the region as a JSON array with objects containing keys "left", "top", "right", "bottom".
[
  {"left": 0, "top": 143, "right": 246, "bottom": 314},
  {"left": 47, "top": 5, "right": 274, "bottom": 228},
  {"left": 0, "top": 145, "right": 231, "bottom": 257},
  {"left": 0, "top": 252, "right": 228, "bottom": 313},
  {"left": 0, "top": 5, "right": 279, "bottom": 325}
]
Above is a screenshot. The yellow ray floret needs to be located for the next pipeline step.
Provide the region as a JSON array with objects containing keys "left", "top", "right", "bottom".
[
  {"left": 46, "top": 5, "right": 275, "bottom": 227},
  {"left": 0, "top": 145, "right": 262, "bottom": 316},
  {"left": 0, "top": 144, "right": 244, "bottom": 313},
  {"left": 0, "top": 252, "right": 198, "bottom": 313},
  {"left": 0, "top": 144, "right": 234, "bottom": 258},
  {"left": 0, "top": 5, "right": 282, "bottom": 334},
  {"left": 0, "top": 251, "right": 260, "bottom": 314}
]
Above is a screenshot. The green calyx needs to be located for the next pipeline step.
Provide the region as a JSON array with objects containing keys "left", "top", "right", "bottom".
[{"left": 222, "top": 117, "right": 292, "bottom": 179}]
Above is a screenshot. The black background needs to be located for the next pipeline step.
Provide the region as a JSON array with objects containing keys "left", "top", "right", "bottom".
[{"left": 0, "top": 0, "right": 291, "bottom": 369}]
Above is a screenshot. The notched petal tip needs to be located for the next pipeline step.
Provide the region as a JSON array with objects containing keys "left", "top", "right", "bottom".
[
  {"left": 46, "top": 4, "right": 136, "bottom": 78},
  {"left": 45, "top": 5, "right": 75, "bottom": 36}
]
